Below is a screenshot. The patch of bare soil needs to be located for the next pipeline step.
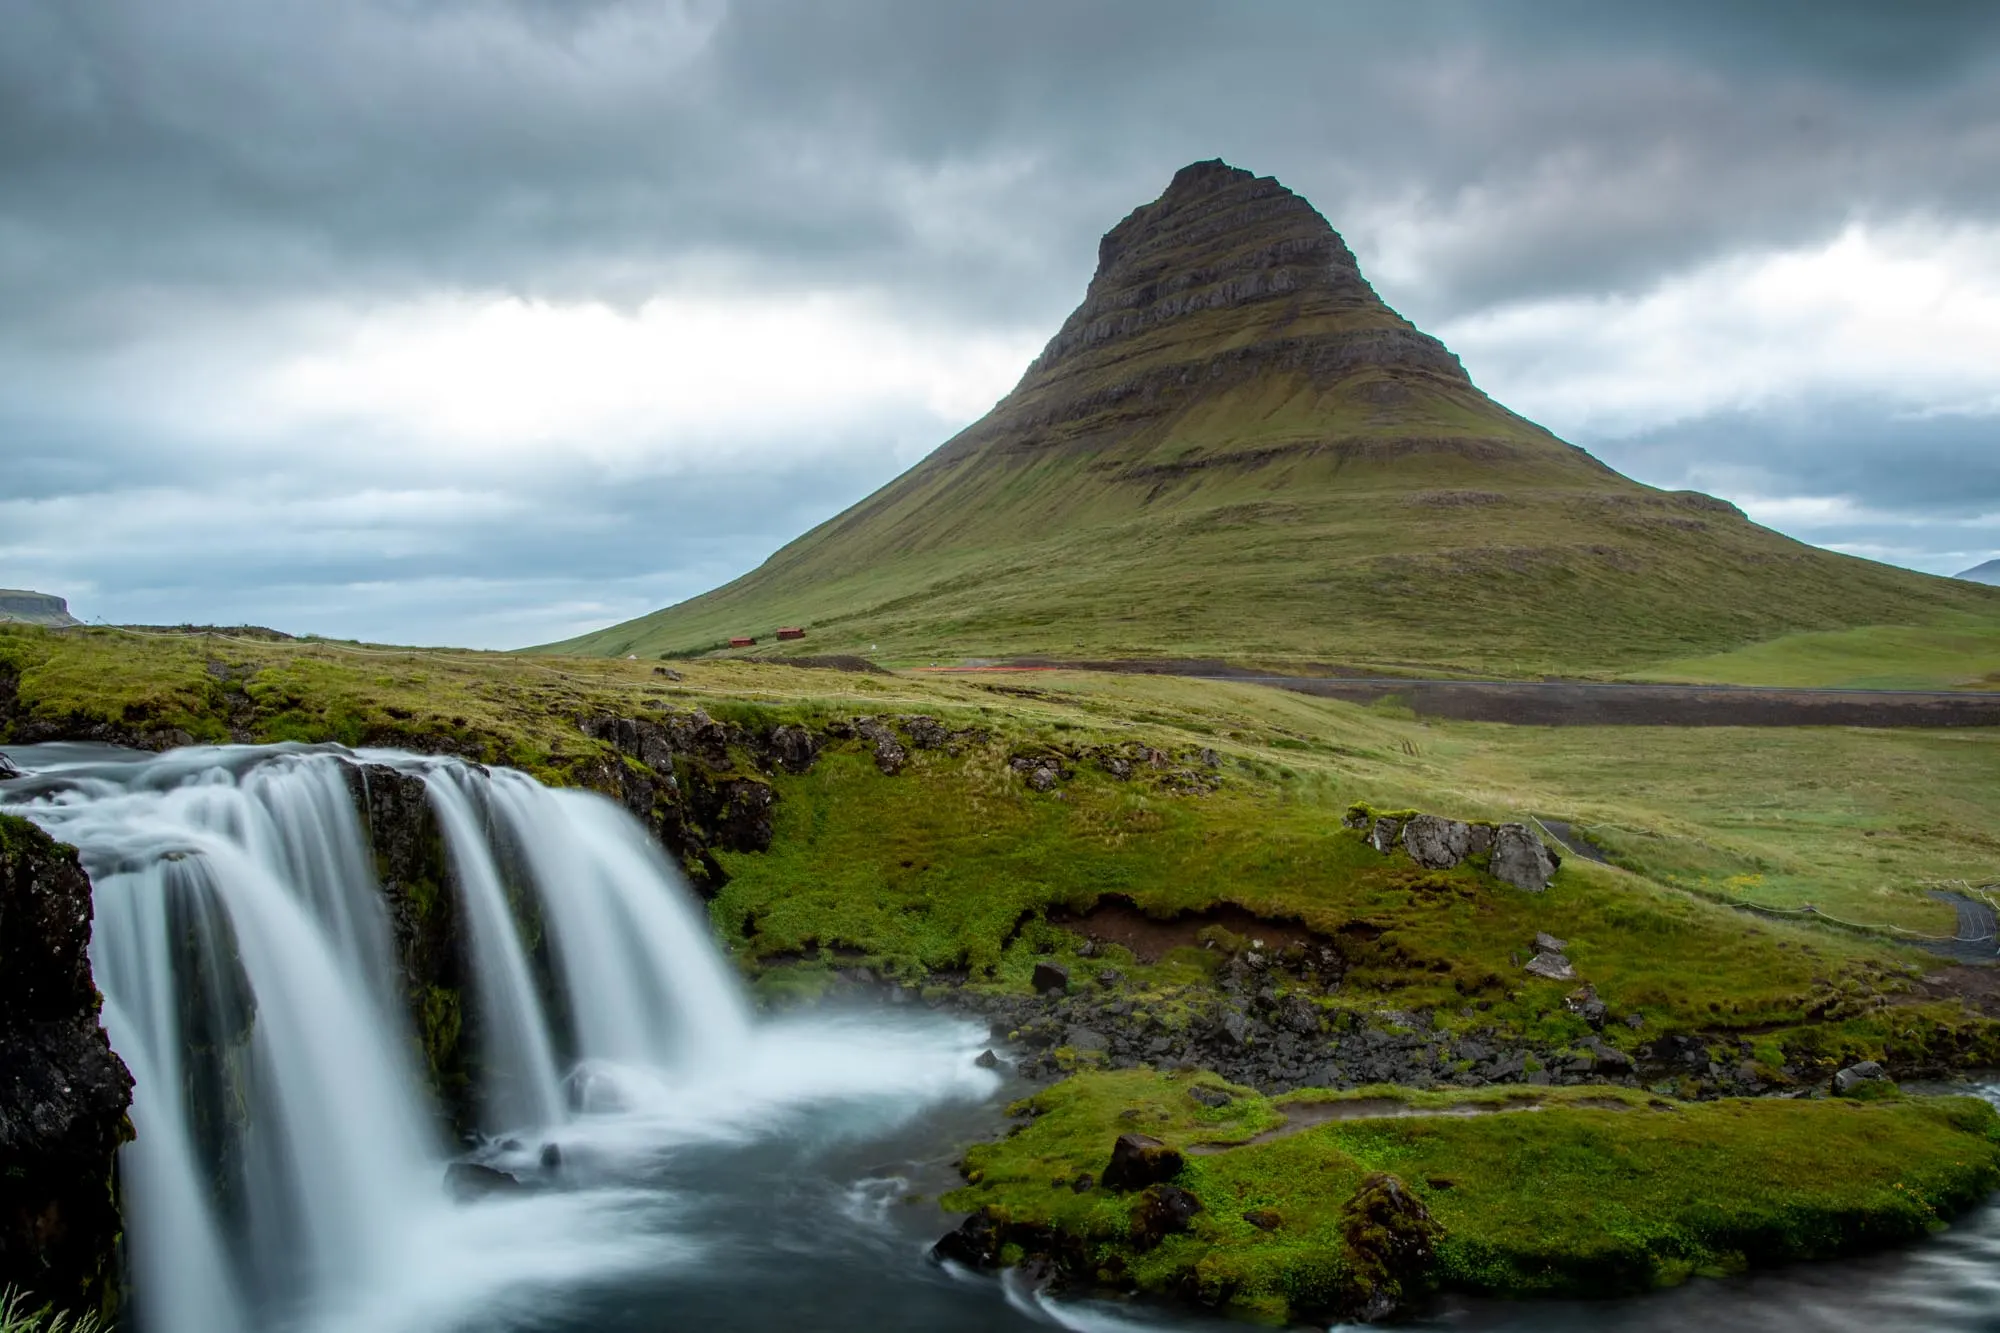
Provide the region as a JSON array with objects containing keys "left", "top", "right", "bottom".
[
  {"left": 1907, "top": 964, "right": 2000, "bottom": 1018},
  {"left": 1049, "top": 894, "right": 1321, "bottom": 963}
]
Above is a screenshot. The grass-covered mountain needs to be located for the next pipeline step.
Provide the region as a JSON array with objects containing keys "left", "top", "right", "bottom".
[{"left": 543, "top": 160, "right": 2000, "bottom": 675}]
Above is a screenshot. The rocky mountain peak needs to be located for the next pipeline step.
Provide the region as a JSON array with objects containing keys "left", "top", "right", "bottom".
[{"left": 1019, "top": 160, "right": 1461, "bottom": 389}]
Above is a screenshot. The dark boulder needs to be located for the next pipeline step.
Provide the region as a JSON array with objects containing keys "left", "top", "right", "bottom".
[
  {"left": 0, "top": 753, "right": 18, "bottom": 780},
  {"left": 1832, "top": 1060, "right": 1890, "bottom": 1096},
  {"left": 1103, "top": 1133, "right": 1184, "bottom": 1191},
  {"left": 0, "top": 814, "right": 134, "bottom": 1316},
  {"left": 1243, "top": 1208, "right": 1282, "bottom": 1231},
  {"left": 898, "top": 715, "right": 949, "bottom": 750},
  {"left": 1032, "top": 961, "right": 1070, "bottom": 994},
  {"left": 856, "top": 719, "right": 908, "bottom": 775},
  {"left": 930, "top": 1211, "right": 1002, "bottom": 1268},
  {"left": 1339, "top": 1172, "right": 1441, "bottom": 1324},
  {"left": 974, "top": 1048, "right": 1000, "bottom": 1069},
  {"left": 759, "top": 724, "right": 819, "bottom": 774},
  {"left": 1564, "top": 984, "right": 1609, "bottom": 1029},
  {"left": 1129, "top": 1183, "right": 1202, "bottom": 1248}
]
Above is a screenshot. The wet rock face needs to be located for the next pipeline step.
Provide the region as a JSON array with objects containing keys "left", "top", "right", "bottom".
[
  {"left": 579, "top": 712, "right": 783, "bottom": 892},
  {"left": 0, "top": 814, "right": 133, "bottom": 1316},
  {"left": 344, "top": 763, "right": 477, "bottom": 1127}
]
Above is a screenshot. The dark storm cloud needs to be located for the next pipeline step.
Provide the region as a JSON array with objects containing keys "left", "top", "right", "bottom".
[
  {"left": 3, "top": 0, "right": 1999, "bottom": 642},
  {"left": 8, "top": 0, "right": 2000, "bottom": 329}
]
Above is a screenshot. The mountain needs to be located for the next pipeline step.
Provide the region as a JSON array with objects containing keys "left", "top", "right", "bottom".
[
  {"left": 0, "top": 590, "right": 80, "bottom": 628},
  {"left": 544, "top": 161, "right": 2000, "bottom": 674},
  {"left": 1959, "top": 560, "right": 2000, "bottom": 586}
]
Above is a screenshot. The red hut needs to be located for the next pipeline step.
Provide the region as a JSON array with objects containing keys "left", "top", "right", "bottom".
[
  {"left": 776, "top": 627, "right": 806, "bottom": 641},
  {"left": 728, "top": 636, "right": 756, "bottom": 647}
]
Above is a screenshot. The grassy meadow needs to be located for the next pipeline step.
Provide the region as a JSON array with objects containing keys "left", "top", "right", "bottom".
[{"left": 5, "top": 623, "right": 1994, "bottom": 982}]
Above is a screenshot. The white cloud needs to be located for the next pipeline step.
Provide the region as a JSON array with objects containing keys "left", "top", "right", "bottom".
[
  {"left": 1437, "top": 219, "right": 2000, "bottom": 436},
  {"left": 254, "top": 290, "right": 1038, "bottom": 464}
]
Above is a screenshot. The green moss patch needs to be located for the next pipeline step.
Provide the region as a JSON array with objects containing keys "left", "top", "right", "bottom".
[{"left": 945, "top": 1069, "right": 2000, "bottom": 1322}]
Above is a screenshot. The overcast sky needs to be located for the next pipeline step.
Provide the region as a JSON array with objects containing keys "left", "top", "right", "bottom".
[{"left": 4, "top": 0, "right": 1999, "bottom": 646}]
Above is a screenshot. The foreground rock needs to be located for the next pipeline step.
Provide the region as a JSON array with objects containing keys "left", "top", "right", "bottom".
[
  {"left": 1832, "top": 1060, "right": 1891, "bottom": 1096},
  {"left": 0, "top": 814, "right": 133, "bottom": 1316},
  {"left": 1340, "top": 1172, "right": 1441, "bottom": 1322},
  {"left": 1102, "top": 1133, "right": 1184, "bottom": 1191}
]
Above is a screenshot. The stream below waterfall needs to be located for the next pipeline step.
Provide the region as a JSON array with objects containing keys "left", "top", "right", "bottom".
[{"left": 5, "top": 742, "right": 2000, "bottom": 1333}]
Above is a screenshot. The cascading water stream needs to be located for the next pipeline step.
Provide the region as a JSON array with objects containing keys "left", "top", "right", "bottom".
[
  {"left": 1, "top": 743, "right": 953, "bottom": 1333},
  {"left": 421, "top": 768, "right": 566, "bottom": 1131}
]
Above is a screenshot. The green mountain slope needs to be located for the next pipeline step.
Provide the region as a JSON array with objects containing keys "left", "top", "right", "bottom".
[{"left": 543, "top": 161, "right": 2000, "bottom": 675}]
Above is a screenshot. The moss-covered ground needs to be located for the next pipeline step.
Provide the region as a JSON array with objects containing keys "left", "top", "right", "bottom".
[
  {"left": 8, "top": 623, "right": 2000, "bottom": 1312},
  {"left": 946, "top": 1070, "right": 2000, "bottom": 1321}
]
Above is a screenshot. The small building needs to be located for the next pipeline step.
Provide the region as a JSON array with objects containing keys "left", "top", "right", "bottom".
[
  {"left": 728, "top": 636, "right": 756, "bottom": 647},
  {"left": 776, "top": 627, "right": 807, "bottom": 641}
]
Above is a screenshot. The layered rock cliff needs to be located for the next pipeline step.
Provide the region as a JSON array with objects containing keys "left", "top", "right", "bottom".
[{"left": 0, "top": 814, "right": 132, "bottom": 1316}]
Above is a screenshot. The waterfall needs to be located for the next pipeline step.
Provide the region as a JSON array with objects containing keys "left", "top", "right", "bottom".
[{"left": 1, "top": 744, "right": 765, "bottom": 1333}]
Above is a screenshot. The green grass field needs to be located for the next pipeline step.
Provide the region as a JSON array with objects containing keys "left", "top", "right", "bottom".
[
  {"left": 7, "top": 625, "right": 1996, "bottom": 997},
  {"left": 1628, "top": 615, "right": 2000, "bottom": 690}
]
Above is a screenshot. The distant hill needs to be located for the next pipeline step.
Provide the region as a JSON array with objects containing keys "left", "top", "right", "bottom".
[
  {"left": 541, "top": 160, "right": 2000, "bottom": 675},
  {"left": 0, "top": 590, "right": 80, "bottom": 628},
  {"left": 1959, "top": 559, "right": 2000, "bottom": 586}
]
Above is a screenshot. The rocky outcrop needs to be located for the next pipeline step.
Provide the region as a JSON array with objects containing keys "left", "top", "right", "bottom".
[
  {"left": 578, "top": 712, "right": 790, "bottom": 894},
  {"left": 0, "top": 814, "right": 132, "bottom": 1316},
  {"left": 1344, "top": 804, "right": 1559, "bottom": 890}
]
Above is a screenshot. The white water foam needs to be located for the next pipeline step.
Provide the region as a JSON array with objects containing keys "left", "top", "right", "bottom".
[{"left": 1, "top": 744, "right": 1000, "bottom": 1333}]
